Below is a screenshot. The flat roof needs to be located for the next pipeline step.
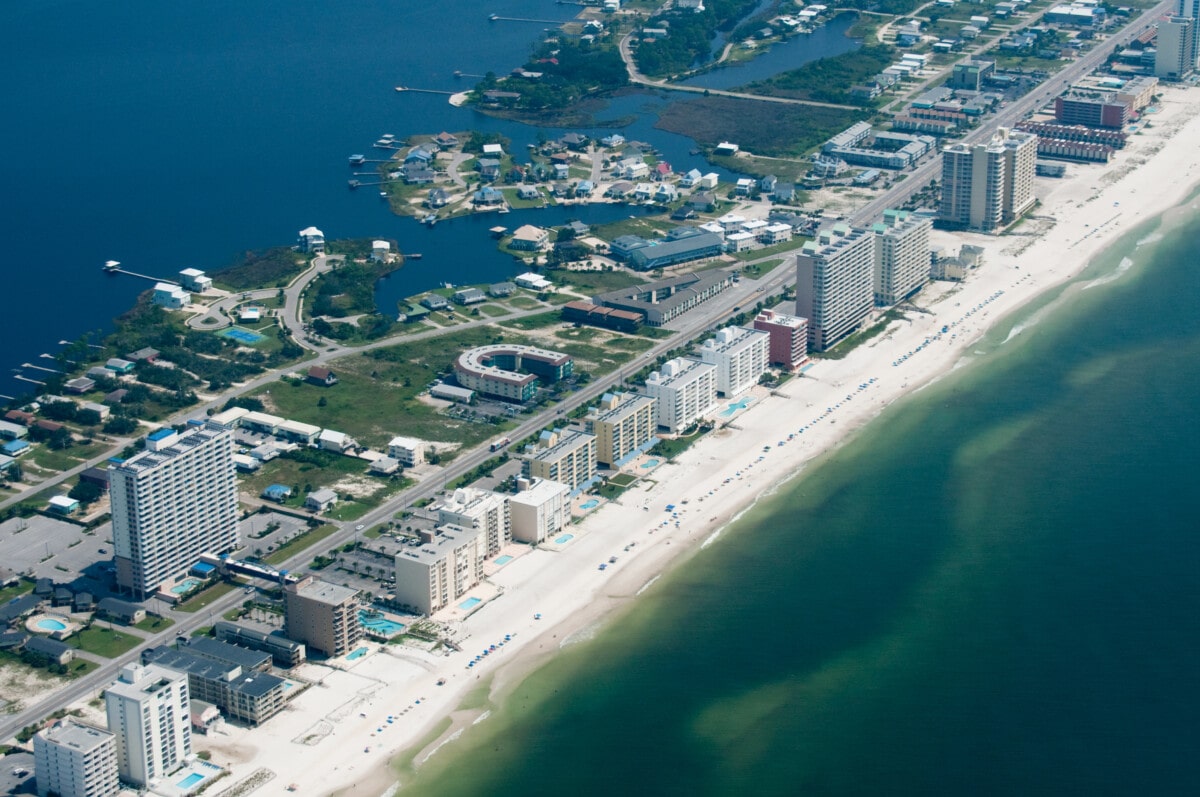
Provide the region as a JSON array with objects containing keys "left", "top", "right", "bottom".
[
  {"left": 39, "top": 719, "right": 113, "bottom": 752},
  {"left": 292, "top": 578, "right": 359, "bottom": 606}
]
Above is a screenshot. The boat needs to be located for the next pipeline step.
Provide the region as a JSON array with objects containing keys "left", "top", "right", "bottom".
[
  {"left": 348, "top": 179, "right": 361, "bottom": 189},
  {"left": 348, "top": 154, "right": 365, "bottom": 166},
  {"left": 408, "top": 253, "right": 423, "bottom": 260},
  {"left": 421, "top": 214, "right": 437, "bottom": 226}
]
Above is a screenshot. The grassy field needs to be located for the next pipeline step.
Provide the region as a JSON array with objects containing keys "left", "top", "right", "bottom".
[
  {"left": 590, "top": 216, "right": 676, "bottom": 243},
  {"left": 71, "top": 625, "right": 144, "bottom": 658},
  {"left": 264, "top": 523, "right": 339, "bottom": 566},
  {"left": 176, "top": 580, "right": 242, "bottom": 613},
  {"left": 500, "top": 312, "right": 564, "bottom": 331},
  {"left": 551, "top": 268, "right": 647, "bottom": 294},
  {"left": 241, "top": 453, "right": 388, "bottom": 505},
  {"left": 738, "top": 258, "right": 787, "bottom": 280},
  {"left": 134, "top": 615, "right": 175, "bottom": 633},
  {"left": 654, "top": 427, "right": 710, "bottom": 460},
  {"left": 735, "top": 236, "right": 807, "bottom": 263},
  {"left": 0, "top": 581, "right": 34, "bottom": 603}
]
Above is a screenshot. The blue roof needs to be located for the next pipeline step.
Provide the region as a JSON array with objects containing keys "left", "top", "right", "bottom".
[
  {"left": 2, "top": 440, "right": 29, "bottom": 454},
  {"left": 147, "top": 429, "right": 174, "bottom": 441},
  {"left": 191, "top": 562, "right": 216, "bottom": 574}
]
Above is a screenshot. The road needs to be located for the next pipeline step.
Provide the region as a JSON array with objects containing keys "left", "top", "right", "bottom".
[{"left": 0, "top": 1, "right": 1174, "bottom": 741}]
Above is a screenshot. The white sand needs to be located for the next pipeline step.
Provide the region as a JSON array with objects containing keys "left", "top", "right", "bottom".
[{"left": 193, "top": 87, "right": 1200, "bottom": 797}]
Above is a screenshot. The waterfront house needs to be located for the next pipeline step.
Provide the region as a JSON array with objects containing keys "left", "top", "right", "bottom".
[
  {"left": 510, "top": 225, "right": 551, "bottom": 251},
  {"left": 452, "top": 288, "right": 487, "bottom": 305},
  {"left": 488, "top": 282, "right": 516, "bottom": 298},
  {"left": 633, "top": 182, "right": 655, "bottom": 201},
  {"left": 305, "top": 488, "right": 338, "bottom": 513},
  {"left": 654, "top": 183, "right": 679, "bottom": 203},
  {"left": 426, "top": 187, "right": 450, "bottom": 208},
  {"left": 472, "top": 187, "right": 504, "bottom": 207},
  {"left": 105, "top": 358, "right": 135, "bottom": 374},
  {"left": 435, "top": 132, "right": 459, "bottom": 147},
  {"left": 404, "top": 168, "right": 435, "bottom": 185},
  {"left": 64, "top": 377, "right": 95, "bottom": 394},
  {"left": 699, "top": 173, "right": 720, "bottom": 189},
  {"left": 654, "top": 162, "right": 672, "bottom": 181},
  {"left": 152, "top": 282, "right": 191, "bottom": 309},
  {"left": 680, "top": 168, "right": 703, "bottom": 188},
  {"left": 477, "top": 158, "right": 501, "bottom": 181},
  {"left": 620, "top": 158, "right": 649, "bottom": 180},
  {"left": 404, "top": 147, "right": 434, "bottom": 167},
  {"left": 735, "top": 178, "right": 756, "bottom": 196},
  {"left": 298, "top": 226, "right": 325, "bottom": 253},
  {"left": 516, "top": 186, "right": 541, "bottom": 201},
  {"left": 482, "top": 143, "right": 504, "bottom": 157},
  {"left": 306, "top": 367, "right": 338, "bottom": 387},
  {"left": 86, "top": 366, "right": 113, "bottom": 380},
  {"left": 421, "top": 294, "right": 451, "bottom": 311},
  {"left": 599, "top": 133, "right": 625, "bottom": 147},
  {"left": 607, "top": 180, "right": 633, "bottom": 198},
  {"left": 575, "top": 180, "right": 595, "bottom": 197},
  {"left": 560, "top": 133, "right": 589, "bottom": 151}
]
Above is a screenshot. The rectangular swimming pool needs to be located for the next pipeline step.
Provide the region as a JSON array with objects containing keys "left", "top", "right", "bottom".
[
  {"left": 458, "top": 597, "right": 481, "bottom": 610},
  {"left": 177, "top": 773, "right": 205, "bottom": 789}
]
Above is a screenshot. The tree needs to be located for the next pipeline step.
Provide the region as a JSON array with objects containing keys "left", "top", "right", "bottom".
[
  {"left": 48, "top": 427, "right": 74, "bottom": 450},
  {"left": 69, "top": 481, "right": 104, "bottom": 506},
  {"left": 75, "top": 408, "right": 103, "bottom": 426},
  {"left": 103, "top": 415, "right": 138, "bottom": 435}
]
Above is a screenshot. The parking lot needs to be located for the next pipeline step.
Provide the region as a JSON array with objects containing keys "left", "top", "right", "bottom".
[{"left": 0, "top": 515, "right": 121, "bottom": 599}]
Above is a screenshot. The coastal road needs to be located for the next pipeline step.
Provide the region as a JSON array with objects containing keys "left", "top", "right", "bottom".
[{"left": 0, "top": 1, "right": 1175, "bottom": 740}]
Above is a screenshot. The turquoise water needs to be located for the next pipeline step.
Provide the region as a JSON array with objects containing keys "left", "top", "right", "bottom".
[
  {"left": 640, "top": 458, "right": 660, "bottom": 469},
  {"left": 719, "top": 397, "right": 752, "bottom": 418},
  {"left": 554, "top": 534, "right": 574, "bottom": 545},
  {"left": 396, "top": 199, "right": 1200, "bottom": 795},
  {"left": 579, "top": 499, "right": 599, "bottom": 510},
  {"left": 359, "top": 611, "right": 405, "bottom": 636},
  {"left": 170, "top": 579, "right": 200, "bottom": 595},
  {"left": 220, "top": 327, "right": 265, "bottom": 344},
  {"left": 494, "top": 555, "right": 514, "bottom": 565},
  {"left": 36, "top": 619, "right": 66, "bottom": 632},
  {"left": 347, "top": 647, "right": 368, "bottom": 661},
  {"left": 176, "top": 773, "right": 204, "bottom": 789},
  {"left": 458, "top": 597, "right": 482, "bottom": 610}
]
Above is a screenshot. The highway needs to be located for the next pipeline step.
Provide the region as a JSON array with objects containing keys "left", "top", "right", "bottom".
[{"left": 0, "top": 0, "right": 1174, "bottom": 742}]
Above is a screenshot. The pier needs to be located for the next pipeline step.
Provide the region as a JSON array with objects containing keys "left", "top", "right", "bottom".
[
  {"left": 394, "top": 86, "right": 455, "bottom": 96},
  {"left": 21, "top": 363, "right": 62, "bottom": 375},
  {"left": 102, "top": 261, "right": 177, "bottom": 285},
  {"left": 488, "top": 14, "right": 569, "bottom": 24}
]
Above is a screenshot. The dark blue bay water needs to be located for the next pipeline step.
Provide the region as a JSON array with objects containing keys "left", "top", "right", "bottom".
[
  {"left": 394, "top": 201, "right": 1200, "bottom": 796},
  {"left": 6, "top": 0, "right": 833, "bottom": 397}
]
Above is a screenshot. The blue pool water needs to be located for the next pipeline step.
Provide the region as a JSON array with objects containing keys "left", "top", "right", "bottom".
[
  {"left": 459, "top": 597, "right": 482, "bottom": 610},
  {"left": 176, "top": 773, "right": 205, "bottom": 789},
  {"left": 579, "top": 499, "right": 599, "bottom": 510},
  {"left": 358, "top": 611, "right": 405, "bottom": 636},
  {"left": 220, "top": 327, "right": 265, "bottom": 344},
  {"left": 554, "top": 533, "right": 574, "bottom": 545},
  {"left": 37, "top": 619, "right": 67, "bottom": 632},
  {"left": 719, "top": 397, "right": 753, "bottom": 418},
  {"left": 170, "top": 578, "right": 201, "bottom": 595},
  {"left": 641, "top": 458, "right": 660, "bottom": 469},
  {"left": 347, "top": 647, "right": 369, "bottom": 660},
  {"left": 494, "top": 555, "right": 514, "bottom": 565}
]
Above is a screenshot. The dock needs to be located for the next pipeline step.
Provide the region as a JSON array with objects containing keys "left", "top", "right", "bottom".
[
  {"left": 394, "top": 86, "right": 455, "bottom": 96},
  {"left": 102, "top": 261, "right": 177, "bottom": 285},
  {"left": 488, "top": 14, "right": 568, "bottom": 23}
]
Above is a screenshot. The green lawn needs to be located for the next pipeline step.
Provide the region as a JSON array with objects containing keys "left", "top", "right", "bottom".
[
  {"left": 500, "top": 312, "right": 564, "bottom": 331},
  {"left": 551, "top": 268, "right": 647, "bottom": 294},
  {"left": 590, "top": 216, "right": 675, "bottom": 243},
  {"left": 71, "top": 626, "right": 145, "bottom": 658},
  {"left": 654, "top": 427, "right": 711, "bottom": 460},
  {"left": 507, "top": 295, "right": 542, "bottom": 310},
  {"left": 738, "top": 258, "right": 787, "bottom": 279},
  {"left": 176, "top": 580, "right": 242, "bottom": 613},
  {"left": 477, "top": 304, "right": 511, "bottom": 317},
  {"left": 240, "top": 453, "right": 388, "bottom": 507},
  {"left": 0, "top": 580, "right": 34, "bottom": 603},
  {"left": 134, "top": 615, "right": 175, "bottom": 633},
  {"left": 264, "top": 523, "right": 339, "bottom": 566}
]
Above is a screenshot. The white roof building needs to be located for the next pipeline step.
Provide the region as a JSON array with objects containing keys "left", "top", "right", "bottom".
[
  {"left": 509, "top": 477, "right": 570, "bottom": 544},
  {"left": 644, "top": 357, "right": 717, "bottom": 432},
  {"left": 699, "top": 326, "right": 770, "bottom": 398},
  {"left": 387, "top": 436, "right": 426, "bottom": 467}
]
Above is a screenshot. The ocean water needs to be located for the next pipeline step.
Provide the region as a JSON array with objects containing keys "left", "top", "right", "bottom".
[{"left": 395, "top": 202, "right": 1200, "bottom": 795}]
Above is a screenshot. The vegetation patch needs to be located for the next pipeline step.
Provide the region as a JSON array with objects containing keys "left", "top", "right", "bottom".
[
  {"left": 70, "top": 625, "right": 145, "bottom": 658},
  {"left": 741, "top": 44, "right": 895, "bottom": 106},
  {"left": 214, "top": 247, "right": 309, "bottom": 291}
]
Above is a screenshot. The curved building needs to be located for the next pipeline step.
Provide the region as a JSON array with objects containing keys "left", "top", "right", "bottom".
[{"left": 454, "top": 344, "right": 573, "bottom": 402}]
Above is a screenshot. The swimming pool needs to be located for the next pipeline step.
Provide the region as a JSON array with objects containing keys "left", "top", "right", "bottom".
[
  {"left": 219, "top": 327, "right": 265, "bottom": 344},
  {"left": 554, "top": 533, "right": 574, "bottom": 545},
  {"left": 347, "top": 647, "right": 369, "bottom": 660},
  {"left": 36, "top": 618, "right": 67, "bottom": 632},
  {"left": 170, "top": 578, "right": 201, "bottom": 595},
  {"left": 494, "top": 555, "right": 514, "bottom": 565},
  {"left": 719, "top": 397, "right": 753, "bottom": 418},
  {"left": 177, "top": 773, "right": 205, "bottom": 789},
  {"left": 579, "top": 499, "right": 599, "bottom": 510},
  {"left": 458, "top": 597, "right": 481, "bottom": 610},
  {"left": 358, "top": 611, "right": 405, "bottom": 636},
  {"left": 640, "top": 458, "right": 660, "bottom": 469}
]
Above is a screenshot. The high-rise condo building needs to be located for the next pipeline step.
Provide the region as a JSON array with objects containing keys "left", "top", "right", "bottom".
[
  {"left": 872, "top": 209, "right": 933, "bottom": 305},
  {"left": 1177, "top": 0, "right": 1200, "bottom": 66},
  {"left": 284, "top": 577, "right": 362, "bottom": 658},
  {"left": 33, "top": 720, "right": 119, "bottom": 797},
  {"left": 1156, "top": 17, "right": 1196, "bottom": 79},
  {"left": 508, "top": 478, "right": 570, "bottom": 544},
  {"left": 644, "top": 358, "right": 717, "bottom": 432},
  {"left": 794, "top": 224, "right": 875, "bottom": 351},
  {"left": 939, "top": 128, "right": 1037, "bottom": 233},
  {"left": 436, "top": 486, "right": 512, "bottom": 555},
  {"left": 105, "top": 663, "right": 191, "bottom": 787},
  {"left": 109, "top": 422, "right": 239, "bottom": 599},
  {"left": 585, "top": 392, "right": 658, "bottom": 467},
  {"left": 393, "top": 524, "right": 485, "bottom": 615},
  {"left": 698, "top": 326, "right": 770, "bottom": 397},
  {"left": 753, "top": 309, "right": 809, "bottom": 371},
  {"left": 523, "top": 431, "right": 598, "bottom": 494}
]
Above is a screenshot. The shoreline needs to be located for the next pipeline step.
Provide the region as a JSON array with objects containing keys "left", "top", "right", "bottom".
[{"left": 181, "top": 86, "right": 1200, "bottom": 797}]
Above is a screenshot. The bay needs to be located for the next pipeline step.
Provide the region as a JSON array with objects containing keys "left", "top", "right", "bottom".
[{"left": 394, "top": 198, "right": 1200, "bottom": 795}]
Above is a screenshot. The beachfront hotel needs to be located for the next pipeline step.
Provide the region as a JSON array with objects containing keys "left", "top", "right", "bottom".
[
  {"left": 753, "top": 309, "right": 808, "bottom": 371},
  {"left": 1156, "top": 16, "right": 1196, "bottom": 80},
  {"left": 872, "top": 209, "right": 933, "bottom": 305},
  {"left": 393, "top": 524, "right": 485, "bottom": 615},
  {"left": 284, "top": 577, "right": 363, "bottom": 658},
  {"left": 699, "top": 326, "right": 770, "bottom": 398},
  {"left": 939, "top": 128, "right": 1037, "bottom": 233},
  {"left": 584, "top": 392, "right": 658, "bottom": 467},
  {"left": 644, "top": 358, "right": 718, "bottom": 432},
  {"left": 435, "top": 486, "right": 512, "bottom": 556},
  {"left": 453, "top": 344, "right": 573, "bottom": 403},
  {"left": 508, "top": 477, "right": 570, "bottom": 544},
  {"left": 109, "top": 422, "right": 239, "bottom": 599},
  {"left": 33, "top": 719, "right": 119, "bottom": 797},
  {"left": 105, "top": 663, "right": 191, "bottom": 787},
  {"left": 794, "top": 225, "right": 876, "bottom": 351},
  {"left": 523, "top": 430, "right": 598, "bottom": 494}
]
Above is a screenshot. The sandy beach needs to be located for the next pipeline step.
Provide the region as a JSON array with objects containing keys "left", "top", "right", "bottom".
[{"left": 177, "top": 86, "right": 1200, "bottom": 797}]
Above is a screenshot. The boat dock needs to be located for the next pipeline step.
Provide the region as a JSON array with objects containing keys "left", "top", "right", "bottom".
[
  {"left": 394, "top": 86, "right": 455, "bottom": 96},
  {"left": 488, "top": 14, "right": 568, "bottom": 23},
  {"left": 102, "top": 260, "right": 177, "bottom": 285}
]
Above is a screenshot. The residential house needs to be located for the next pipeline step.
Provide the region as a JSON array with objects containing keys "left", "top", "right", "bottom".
[
  {"left": 477, "top": 158, "right": 501, "bottom": 181},
  {"left": 452, "top": 288, "right": 487, "bottom": 305},
  {"left": 680, "top": 168, "right": 703, "bottom": 188},
  {"left": 510, "top": 225, "right": 550, "bottom": 251},
  {"left": 306, "top": 367, "right": 338, "bottom": 386},
  {"left": 305, "top": 488, "right": 338, "bottom": 513},
  {"left": 426, "top": 187, "right": 450, "bottom": 208}
]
